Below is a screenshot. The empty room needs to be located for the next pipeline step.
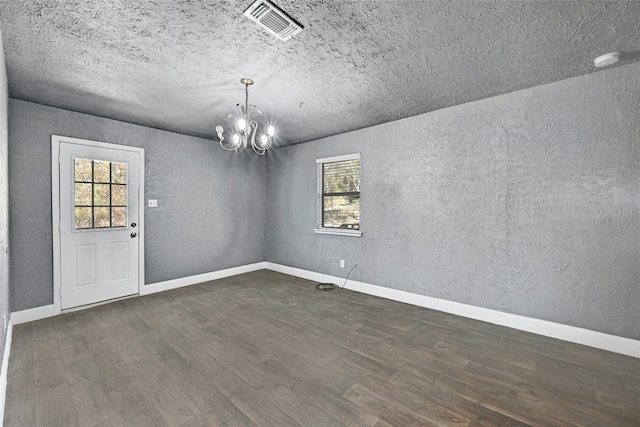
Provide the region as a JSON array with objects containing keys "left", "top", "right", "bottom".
[{"left": 0, "top": 0, "right": 638, "bottom": 426}]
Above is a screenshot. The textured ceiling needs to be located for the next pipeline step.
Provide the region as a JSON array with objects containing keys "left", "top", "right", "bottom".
[{"left": 1, "top": 1, "right": 639, "bottom": 146}]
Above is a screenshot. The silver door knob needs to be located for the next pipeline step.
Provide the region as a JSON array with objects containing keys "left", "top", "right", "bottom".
[{"left": 131, "top": 232, "right": 137, "bottom": 238}]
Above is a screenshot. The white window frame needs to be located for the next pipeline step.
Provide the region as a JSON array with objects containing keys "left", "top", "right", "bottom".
[{"left": 314, "top": 153, "right": 362, "bottom": 237}]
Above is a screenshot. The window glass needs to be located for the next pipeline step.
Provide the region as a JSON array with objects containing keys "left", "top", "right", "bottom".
[
  {"left": 75, "top": 207, "right": 92, "bottom": 229},
  {"left": 73, "top": 158, "right": 128, "bottom": 229},
  {"left": 74, "top": 159, "right": 92, "bottom": 182},
  {"left": 111, "top": 162, "right": 127, "bottom": 184},
  {"left": 318, "top": 157, "right": 360, "bottom": 230},
  {"left": 94, "top": 161, "right": 110, "bottom": 183},
  {"left": 74, "top": 183, "right": 92, "bottom": 206},
  {"left": 111, "top": 207, "right": 127, "bottom": 227}
]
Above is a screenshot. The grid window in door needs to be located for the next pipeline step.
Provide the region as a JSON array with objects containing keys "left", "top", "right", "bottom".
[{"left": 74, "top": 158, "right": 128, "bottom": 229}]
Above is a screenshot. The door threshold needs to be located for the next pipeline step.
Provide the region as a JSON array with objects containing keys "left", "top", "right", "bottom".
[{"left": 61, "top": 293, "right": 138, "bottom": 314}]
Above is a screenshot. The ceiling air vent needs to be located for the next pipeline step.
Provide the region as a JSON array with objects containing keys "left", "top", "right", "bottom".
[{"left": 243, "top": 0, "right": 303, "bottom": 42}]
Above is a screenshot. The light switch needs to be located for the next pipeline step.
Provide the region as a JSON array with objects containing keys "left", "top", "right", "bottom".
[{"left": 148, "top": 199, "right": 158, "bottom": 208}]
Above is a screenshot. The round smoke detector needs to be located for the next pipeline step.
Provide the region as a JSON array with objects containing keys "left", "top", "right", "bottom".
[{"left": 594, "top": 52, "right": 620, "bottom": 68}]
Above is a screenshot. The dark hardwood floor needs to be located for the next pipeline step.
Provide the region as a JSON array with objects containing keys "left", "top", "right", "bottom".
[{"left": 4, "top": 270, "right": 640, "bottom": 426}]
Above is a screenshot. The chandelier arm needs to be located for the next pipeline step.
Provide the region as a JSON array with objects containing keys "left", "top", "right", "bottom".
[
  {"left": 219, "top": 140, "right": 239, "bottom": 151},
  {"left": 246, "top": 106, "right": 260, "bottom": 122},
  {"left": 252, "top": 137, "right": 266, "bottom": 155},
  {"left": 216, "top": 126, "right": 235, "bottom": 151},
  {"left": 249, "top": 121, "right": 258, "bottom": 151},
  {"left": 218, "top": 126, "right": 248, "bottom": 152}
]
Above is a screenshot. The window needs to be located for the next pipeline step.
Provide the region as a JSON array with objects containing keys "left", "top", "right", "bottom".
[
  {"left": 74, "top": 158, "right": 128, "bottom": 229},
  {"left": 314, "top": 153, "right": 362, "bottom": 237}
]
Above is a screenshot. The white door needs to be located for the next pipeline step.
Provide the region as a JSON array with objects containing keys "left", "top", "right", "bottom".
[{"left": 58, "top": 140, "right": 141, "bottom": 309}]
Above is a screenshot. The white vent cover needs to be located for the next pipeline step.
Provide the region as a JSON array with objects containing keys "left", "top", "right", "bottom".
[{"left": 243, "top": 0, "right": 303, "bottom": 42}]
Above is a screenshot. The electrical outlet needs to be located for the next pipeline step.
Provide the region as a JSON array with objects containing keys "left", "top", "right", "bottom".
[
  {"left": 148, "top": 199, "right": 158, "bottom": 208},
  {"left": 340, "top": 259, "right": 345, "bottom": 268}
]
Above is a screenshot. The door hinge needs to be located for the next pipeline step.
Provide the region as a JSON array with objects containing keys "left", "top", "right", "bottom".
[{"left": 58, "top": 155, "right": 61, "bottom": 165}]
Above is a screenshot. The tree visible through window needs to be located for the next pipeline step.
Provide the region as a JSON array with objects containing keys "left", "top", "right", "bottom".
[
  {"left": 321, "top": 158, "right": 360, "bottom": 229},
  {"left": 74, "top": 158, "right": 128, "bottom": 229}
]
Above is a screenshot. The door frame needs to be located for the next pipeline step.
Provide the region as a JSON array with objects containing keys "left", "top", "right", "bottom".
[{"left": 51, "top": 135, "right": 145, "bottom": 314}]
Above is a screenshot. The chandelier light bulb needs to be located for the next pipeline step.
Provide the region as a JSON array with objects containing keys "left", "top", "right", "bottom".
[
  {"left": 215, "top": 126, "right": 224, "bottom": 141},
  {"left": 261, "top": 134, "right": 268, "bottom": 145},
  {"left": 233, "top": 134, "right": 240, "bottom": 146},
  {"left": 268, "top": 125, "right": 275, "bottom": 136},
  {"left": 237, "top": 119, "right": 246, "bottom": 131}
]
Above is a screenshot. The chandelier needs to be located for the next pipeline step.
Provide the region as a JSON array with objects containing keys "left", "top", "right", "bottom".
[{"left": 215, "top": 78, "right": 275, "bottom": 156}]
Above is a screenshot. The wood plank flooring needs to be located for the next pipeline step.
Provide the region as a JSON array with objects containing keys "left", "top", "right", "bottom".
[{"left": 5, "top": 270, "right": 640, "bottom": 426}]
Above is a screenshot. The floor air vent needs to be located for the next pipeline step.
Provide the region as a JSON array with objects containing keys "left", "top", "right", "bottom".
[{"left": 243, "top": 0, "right": 303, "bottom": 42}]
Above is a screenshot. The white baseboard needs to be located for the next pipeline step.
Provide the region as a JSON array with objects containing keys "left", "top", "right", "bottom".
[
  {"left": 264, "top": 262, "right": 640, "bottom": 359},
  {"left": 9, "top": 262, "right": 268, "bottom": 324},
  {"left": 11, "top": 304, "right": 56, "bottom": 325},
  {"left": 0, "top": 316, "right": 13, "bottom": 426},
  {"left": 141, "top": 262, "right": 267, "bottom": 296},
  {"left": 11, "top": 262, "right": 638, "bottom": 359}
]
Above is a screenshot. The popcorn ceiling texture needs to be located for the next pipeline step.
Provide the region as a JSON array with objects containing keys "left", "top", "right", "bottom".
[
  {"left": 265, "top": 63, "right": 640, "bottom": 340},
  {"left": 0, "top": 1, "right": 639, "bottom": 145},
  {"left": 8, "top": 99, "right": 266, "bottom": 312}
]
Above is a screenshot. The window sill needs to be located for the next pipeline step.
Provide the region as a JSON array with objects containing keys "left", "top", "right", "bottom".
[{"left": 313, "top": 228, "right": 363, "bottom": 237}]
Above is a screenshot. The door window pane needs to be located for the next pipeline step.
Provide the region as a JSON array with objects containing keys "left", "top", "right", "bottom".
[
  {"left": 111, "top": 207, "right": 127, "bottom": 227},
  {"left": 94, "top": 207, "right": 111, "bottom": 228},
  {"left": 73, "top": 158, "right": 128, "bottom": 229},
  {"left": 75, "top": 207, "right": 92, "bottom": 229},
  {"left": 111, "top": 185, "right": 126, "bottom": 205},
  {"left": 75, "top": 183, "right": 92, "bottom": 206},
  {"left": 74, "top": 159, "right": 92, "bottom": 182},
  {"left": 111, "top": 162, "right": 127, "bottom": 184},
  {"left": 94, "top": 184, "right": 110, "bottom": 206},
  {"left": 94, "top": 161, "right": 110, "bottom": 183}
]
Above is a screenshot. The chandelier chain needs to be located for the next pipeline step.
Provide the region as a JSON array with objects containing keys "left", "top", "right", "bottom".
[{"left": 245, "top": 82, "right": 249, "bottom": 115}]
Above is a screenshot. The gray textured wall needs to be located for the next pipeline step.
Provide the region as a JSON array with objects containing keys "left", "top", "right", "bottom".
[
  {"left": 265, "top": 63, "right": 640, "bottom": 340},
  {"left": 0, "top": 26, "right": 9, "bottom": 359},
  {"left": 9, "top": 99, "right": 266, "bottom": 312}
]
